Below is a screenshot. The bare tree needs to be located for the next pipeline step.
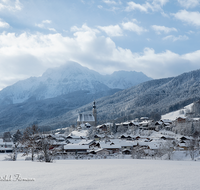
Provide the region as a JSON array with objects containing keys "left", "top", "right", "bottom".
[
  {"left": 9, "top": 130, "right": 23, "bottom": 161},
  {"left": 186, "top": 140, "right": 196, "bottom": 160},
  {"left": 37, "top": 134, "right": 56, "bottom": 162},
  {"left": 132, "top": 146, "right": 146, "bottom": 159},
  {"left": 21, "top": 125, "right": 40, "bottom": 161},
  {"left": 161, "top": 140, "right": 174, "bottom": 160}
]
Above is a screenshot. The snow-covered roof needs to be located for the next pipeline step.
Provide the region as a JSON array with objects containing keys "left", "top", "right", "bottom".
[
  {"left": 67, "top": 135, "right": 83, "bottom": 139},
  {"left": 95, "top": 148, "right": 110, "bottom": 153},
  {"left": 99, "top": 142, "right": 121, "bottom": 149},
  {"left": 147, "top": 142, "right": 162, "bottom": 150},
  {"left": 94, "top": 134, "right": 105, "bottom": 138},
  {"left": 96, "top": 125, "right": 106, "bottom": 129},
  {"left": 69, "top": 130, "right": 88, "bottom": 138},
  {"left": 64, "top": 144, "right": 89, "bottom": 150},
  {"left": 160, "top": 119, "right": 172, "bottom": 123},
  {"left": 192, "top": 118, "right": 200, "bottom": 121},
  {"left": 67, "top": 139, "right": 95, "bottom": 145},
  {"left": 77, "top": 139, "right": 95, "bottom": 145},
  {"left": 122, "top": 122, "right": 131, "bottom": 125},
  {"left": 140, "top": 120, "right": 151, "bottom": 125},
  {"left": 120, "top": 141, "right": 137, "bottom": 147},
  {"left": 140, "top": 117, "right": 149, "bottom": 120},
  {"left": 52, "top": 141, "right": 67, "bottom": 145},
  {"left": 132, "top": 122, "right": 140, "bottom": 125}
]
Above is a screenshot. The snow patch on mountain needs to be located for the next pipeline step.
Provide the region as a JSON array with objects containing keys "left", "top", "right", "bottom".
[{"left": 161, "top": 103, "right": 194, "bottom": 120}]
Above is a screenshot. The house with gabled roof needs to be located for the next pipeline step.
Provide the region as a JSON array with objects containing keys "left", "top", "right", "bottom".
[{"left": 0, "top": 138, "right": 13, "bottom": 153}]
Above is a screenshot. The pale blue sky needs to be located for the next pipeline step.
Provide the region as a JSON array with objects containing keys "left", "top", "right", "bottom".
[{"left": 0, "top": 0, "right": 200, "bottom": 89}]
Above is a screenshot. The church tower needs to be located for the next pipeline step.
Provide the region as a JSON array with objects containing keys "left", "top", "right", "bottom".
[{"left": 92, "top": 100, "right": 97, "bottom": 127}]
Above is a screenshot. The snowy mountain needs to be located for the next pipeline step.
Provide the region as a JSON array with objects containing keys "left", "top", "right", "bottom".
[
  {"left": 104, "top": 70, "right": 151, "bottom": 89},
  {"left": 0, "top": 61, "right": 151, "bottom": 105}
]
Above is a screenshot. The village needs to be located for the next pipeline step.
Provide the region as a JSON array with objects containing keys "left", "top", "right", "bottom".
[{"left": 0, "top": 101, "right": 200, "bottom": 162}]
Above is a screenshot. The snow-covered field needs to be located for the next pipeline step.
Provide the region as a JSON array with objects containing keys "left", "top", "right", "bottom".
[{"left": 0, "top": 154, "right": 200, "bottom": 190}]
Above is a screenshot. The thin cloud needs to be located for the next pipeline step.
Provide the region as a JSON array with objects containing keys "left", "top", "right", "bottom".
[
  {"left": 152, "top": 25, "right": 177, "bottom": 34},
  {"left": 177, "top": 0, "right": 200, "bottom": 9},
  {"left": 98, "top": 5, "right": 103, "bottom": 9},
  {"left": 103, "top": 0, "right": 117, "bottom": 5},
  {"left": 125, "top": 2, "right": 149, "bottom": 12},
  {"left": 0, "top": 0, "right": 22, "bottom": 11},
  {"left": 48, "top": 28, "right": 56, "bottom": 32},
  {"left": 125, "top": 0, "right": 168, "bottom": 13},
  {"left": 122, "top": 20, "right": 148, "bottom": 35},
  {"left": 97, "top": 24, "right": 123, "bottom": 36},
  {"left": 0, "top": 19, "right": 9, "bottom": 28},
  {"left": 42, "top": 20, "right": 51, "bottom": 24},
  {"left": 173, "top": 10, "right": 200, "bottom": 26},
  {"left": 35, "top": 20, "right": 52, "bottom": 29},
  {"left": 163, "top": 35, "right": 189, "bottom": 41}
]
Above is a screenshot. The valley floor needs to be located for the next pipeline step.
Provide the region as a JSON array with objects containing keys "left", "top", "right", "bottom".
[{"left": 0, "top": 154, "right": 199, "bottom": 190}]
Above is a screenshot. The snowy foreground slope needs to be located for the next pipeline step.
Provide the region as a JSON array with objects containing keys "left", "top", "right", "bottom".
[{"left": 0, "top": 156, "right": 200, "bottom": 190}]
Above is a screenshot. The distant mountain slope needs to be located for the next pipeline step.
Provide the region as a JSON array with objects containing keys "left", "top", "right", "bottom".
[
  {"left": 0, "top": 61, "right": 152, "bottom": 132},
  {"left": 43, "top": 69, "right": 200, "bottom": 129},
  {"left": 0, "top": 61, "right": 151, "bottom": 105},
  {"left": 104, "top": 70, "right": 151, "bottom": 89}
]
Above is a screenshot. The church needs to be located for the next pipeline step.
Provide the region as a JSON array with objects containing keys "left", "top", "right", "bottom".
[{"left": 77, "top": 101, "right": 97, "bottom": 127}]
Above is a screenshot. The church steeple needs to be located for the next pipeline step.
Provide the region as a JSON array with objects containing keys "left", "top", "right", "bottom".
[
  {"left": 93, "top": 100, "right": 96, "bottom": 109},
  {"left": 92, "top": 100, "right": 97, "bottom": 126}
]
